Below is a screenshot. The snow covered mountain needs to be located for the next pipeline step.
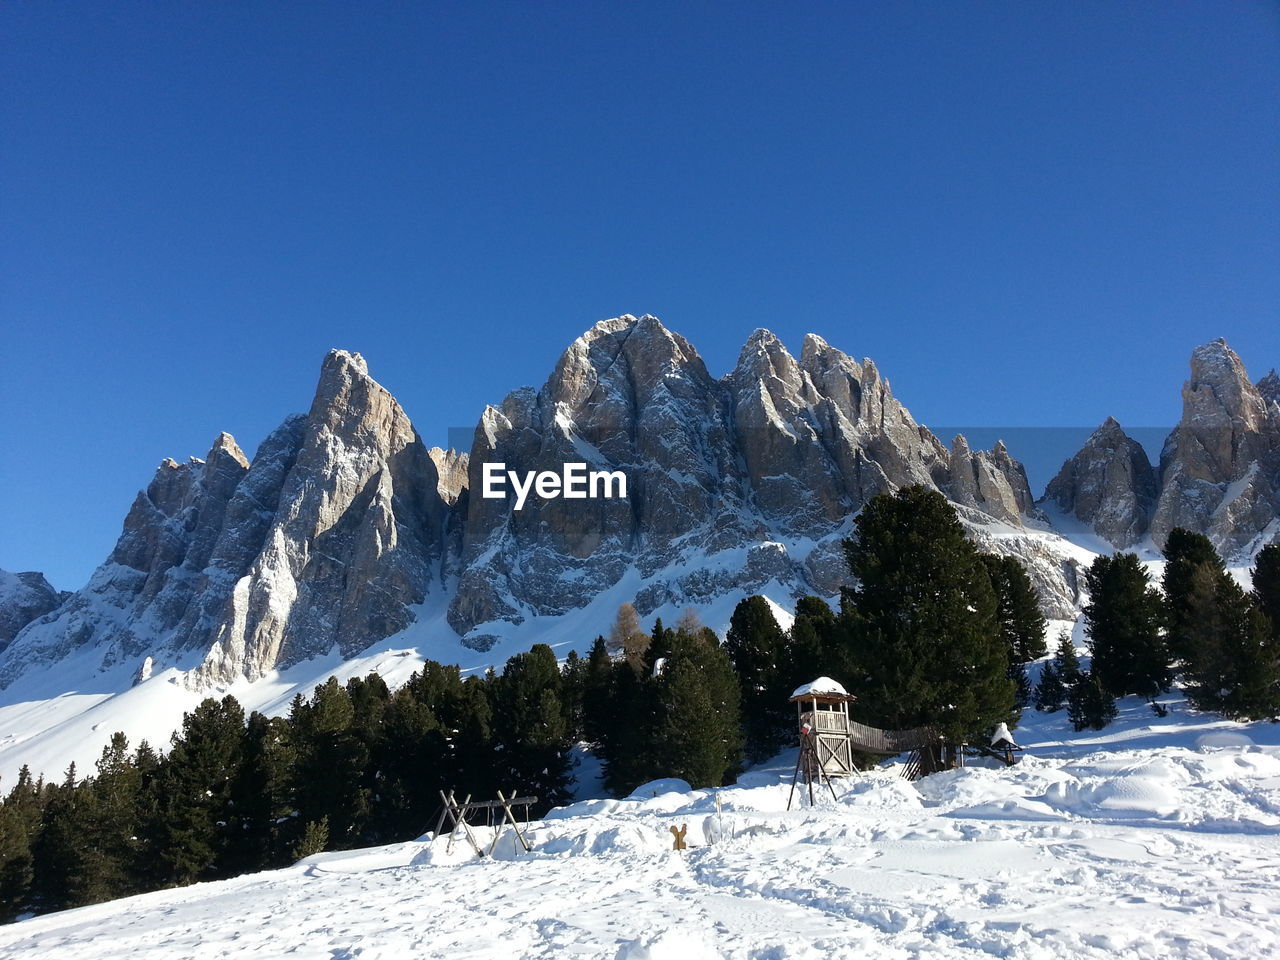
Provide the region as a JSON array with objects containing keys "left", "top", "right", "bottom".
[
  {"left": 0, "top": 318, "right": 1273, "bottom": 785},
  {"left": 1044, "top": 339, "right": 1280, "bottom": 557}
]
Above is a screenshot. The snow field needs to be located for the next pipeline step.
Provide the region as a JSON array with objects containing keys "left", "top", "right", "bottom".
[{"left": 4, "top": 694, "right": 1280, "bottom": 959}]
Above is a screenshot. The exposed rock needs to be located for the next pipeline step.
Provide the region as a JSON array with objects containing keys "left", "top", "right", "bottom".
[
  {"left": 193, "top": 350, "right": 455, "bottom": 683},
  {"left": 1258, "top": 369, "right": 1280, "bottom": 412},
  {"left": 448, "top": 316, "right": 1054, "bottom": 644},
  {"left": 1, "top": 350, "right": 460, "bottom": 688},
  {"left": 0, "top": 570, "right": 65, "bottom": 651},
  {"left": 948, "top": 435, "right": 1039, "bottom": 524},
  {"left": 1150, "top": 339, "right": 1280, "bottom": 558},
  {"left": 1041, "top": 417, "right": 1158, "bottom": 548},
  {"left": 0, "top": 434, "right": 255, "bottom": 683}
]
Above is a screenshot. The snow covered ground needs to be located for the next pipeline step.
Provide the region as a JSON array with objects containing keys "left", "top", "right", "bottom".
[{"left": 4, "top": 694, "right": 1280, "bottom": 959}]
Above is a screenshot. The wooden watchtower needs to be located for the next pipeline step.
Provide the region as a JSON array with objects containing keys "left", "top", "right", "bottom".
[{"left": 790, "top": 677, "right": 858, "bottom": 784}]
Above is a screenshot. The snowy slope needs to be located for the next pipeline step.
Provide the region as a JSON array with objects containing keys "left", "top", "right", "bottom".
[{"left": 4, "top": 696, "right": 1279, "bottom": 959}]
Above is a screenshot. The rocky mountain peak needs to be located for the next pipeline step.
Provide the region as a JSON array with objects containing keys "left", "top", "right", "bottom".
[
  {"left": 1041, "top": 417, "right": 1157, "bottom": 549},
  {"left": 948, "top": 434, "right": 1037, "bottom": 524},
  {"left": 208, "top": 432, "right": 249, "bottom": 469},
  {"left": 1150, "top": 340, "right": 1279, "bottom": 555},
  {"left": 0, "top": 569, "right": 66, "bottom": 651}
]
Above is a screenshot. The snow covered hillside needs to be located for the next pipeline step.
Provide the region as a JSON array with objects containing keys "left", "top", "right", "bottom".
[{"left": 4, "top": 695, "right": 1279, "bottom": 959}]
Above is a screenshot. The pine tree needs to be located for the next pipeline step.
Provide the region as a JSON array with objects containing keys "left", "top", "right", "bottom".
[
  {"left": 1181, "top": 564, "right": 1280, "bottom": 719},
  {"left": 1161, "top": 528, "right": 1225, "bottom": 664},
  {"left": 225, "top": 712, "right": 296, "bottom": 873},
  {"left": 787, "top": 595, "right": 840, "bottom": 690},
  {"left": 293, "top": 817, "right": 329, "bottom": 861},
  {"left": 1253, "top": 542, "right": 1280, "bottom": 640},
  {"left": 1052, "top": 630, "right": 1082, "bottom": 685},
  {"left": 982, "top": 554, "right": 1049, "bottom": 662},
  {"left": 290, "top": 679, "right": 371, "bottom": 850},
  {"left": 581, "top": 636, "right": 615, "bottom": 746},
  {"left": 1033, "top": 661, "right": 1066, "bottom": 712},
  {"left": 644, "top": 628, "right": 743, "bottom": 789},
  {"left": 74, "top": 733, "right": 144, "bottom": 904},
  {"left": 843, "top": 486, "right": 1014, "bottom": 742},
  {"left": 0, "top": 765, "right": 46, "bottom": 921},
  {"left": 1067, "top": 672, "right": 1117, "bottom": 731},
  {"left": 489, "top": 644, "right": 573, "bottom": 812},
  {"left": 560, "top": 649, "right": 587, "bottom": 742},
  {"left": 29, "top": 764, "right": 82, "bottom": 912},
  {"left": 149, "top": 696, "right": 246, "bottom": 885},
  {"left": 724, "top": 595, "right": 790, "bottom": 762},
  {"left": 1084, "top": 553, "right": 1170, "bottom": 698}
]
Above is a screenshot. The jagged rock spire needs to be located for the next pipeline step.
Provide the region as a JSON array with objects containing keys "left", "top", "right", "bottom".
[
  {"left": 1150, "top": 338, "right": 1280, "bottom": 554},
  {"left": 1041, "top": 417, "right": 1157, "bottom": 548}
]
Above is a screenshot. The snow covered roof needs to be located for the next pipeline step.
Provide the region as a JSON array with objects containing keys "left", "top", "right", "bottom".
[
  {"left": 991, "top": 722, "right": 1017, "bottom": 747},
  {"left": 789, "top": 677, "right": 852, "bottom": 700}
]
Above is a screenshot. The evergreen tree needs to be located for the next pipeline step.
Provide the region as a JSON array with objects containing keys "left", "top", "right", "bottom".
[
  {"left": 982, "top": 554, "right": 1049, "bottom": 662},
  {"left": 1162, "top": 528, "right": 1226, "bottom": 664},
  {"left": 1067, "top": 672, "right": 1117, "bottom": 731},
  {"left": 1033, "top": 661, "right": 1065, "bottom": 713},
  {"left": 362, "top": 661, "right": 496, "bottom": 840},
  {"left": 1084, "top": 553, "right": 1170, "bottom": 698},
  {"left": 643, "top": 628, "right": 743, "bottom": 789},
  {"left": 581, "top": 636, "right": 614, "bottom": 746},
  {"left": 489, "top": 644, "right": 573, "bottom": 811},
  {"left": 290, "top": 679, "right": 371, "bottom": 850},
  {"left": 647, "top": 618, "right": 674, "bottom": 672},
  {"left": 1253, "top": 542, "right": 1280, "bottom": 639},
  {"left": 1052, "top": 630, "right": 1082, "bottom": 684},
  {"left": 28, "top": 764, "right": 82, "bottom": 912},
  {"left": 225, "top": 712, "right": 296, "bottom": 874},
  {"left": 149, "top": 696, "right": 246, "bottom": 885},
  {"left": 599, "top": 652, "right": 653, "bottom": 796},
  {"left": 843, "top": 486, "right": 1014, "bottom": 742},
  {"left": 560, "top": 649, "right": 587, "bottom": 742},
  {"left": 724, "top": 595, "right": 791, "bottom": 762},
  {"left": 293, "top": 817, "right": 329, "bottom": 861},
  {"left": 74, "top": 733, "right": 144, "bottom": 904},
  {"left": 128, "top": 741, "right": 164, "bottom": 890},
  {"left": 1181, "top": 564, "right": 1280, "bottom": 719},
  {"left": 0, "top": 765, "right": 46, "bottom": 921},
  {"left": 787, "top": 595, "right": 840, "bottom": 690}
]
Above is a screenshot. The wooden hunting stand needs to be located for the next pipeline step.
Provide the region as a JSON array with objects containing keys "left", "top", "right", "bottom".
[
  {"left": 434, "top": 790, "right": 538, "bottom": 858},
  {"left": 787, "top": 678, "right": 960, "bottom": 809}
]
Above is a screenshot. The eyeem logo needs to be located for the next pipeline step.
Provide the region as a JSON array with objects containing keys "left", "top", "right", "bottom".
[{"left": 481, "top": 462, "right": 628, "bottom": 511}]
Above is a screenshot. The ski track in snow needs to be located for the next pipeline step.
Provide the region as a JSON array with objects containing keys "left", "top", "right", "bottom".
[{"left": 4, "top": 696, "right": 1280, "bottom": 959}]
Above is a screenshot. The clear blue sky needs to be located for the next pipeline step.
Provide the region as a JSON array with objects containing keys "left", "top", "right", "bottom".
[{"left": 3, "top": 2, "right": 1277, "bottom": 590}]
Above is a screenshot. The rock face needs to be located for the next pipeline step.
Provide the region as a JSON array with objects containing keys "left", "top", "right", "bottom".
[
  {"left": 0, "top": 318, "right": 1098, "bottom": 687},
  {"left": 0, "top": 570, "right": 66, "bottom": 651},
  {"left": 449, "top": 317, "right": 1068, "bottom": 645},
  {"left": 948, "top": 436, "right": 1039, "bottom": 524},
  {"left": 1, "top": 351, "right": 456, "bottom": 687},
  {"left": 1041, "top": 417, "right": 1158, "bottom": 548},
  {"left": 1149, "top": 340, "right": 1280, "bottom": 557},
  {"left": 192, "top": 350, "right": 455, "bottom": 684}
]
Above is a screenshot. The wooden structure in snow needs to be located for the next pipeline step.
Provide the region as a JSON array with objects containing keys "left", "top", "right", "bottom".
[
  {"left": 434, "top": 790, "right": 537, "bottom": 858},
  {"left": 787, "top": 677, "right": 957, "bottom": 808}
]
